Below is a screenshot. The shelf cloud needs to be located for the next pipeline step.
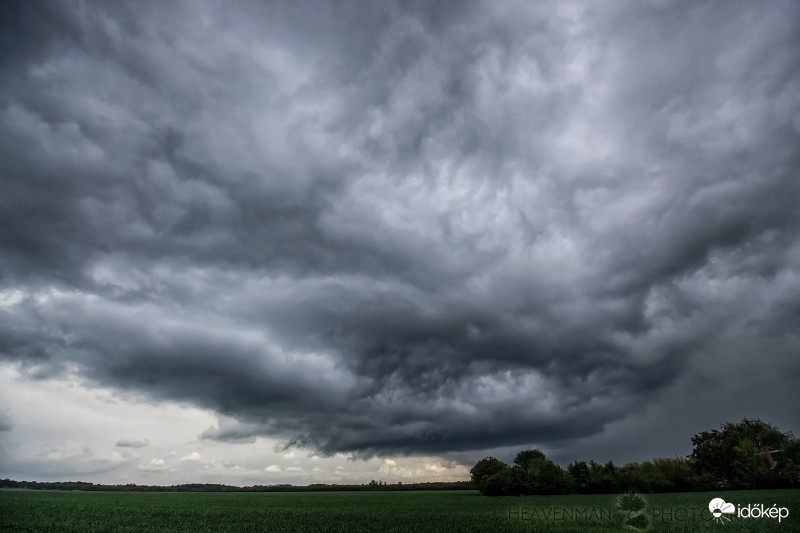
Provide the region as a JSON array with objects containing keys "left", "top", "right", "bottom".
[{"left": 1, "top": 0, "right": 798, "bottom": 476}]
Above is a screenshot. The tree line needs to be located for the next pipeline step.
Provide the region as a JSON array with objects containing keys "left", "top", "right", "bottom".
[
  {"left": 471, "top": 419, "right": 800, "bottom": 496},
  {"left": 0, "top": 479, "right": 474, "bottom": 492}
]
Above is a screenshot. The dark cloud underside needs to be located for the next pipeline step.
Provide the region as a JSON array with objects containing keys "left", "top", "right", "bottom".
[{"left": 1, "top": 0, "right": 799, "bottom": 460}]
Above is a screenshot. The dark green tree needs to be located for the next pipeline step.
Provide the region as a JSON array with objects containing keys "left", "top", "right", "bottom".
[
  {"left": 470, "top": 456, "right": 510, "bottom": 495},
  {"left": 511, "top": 449, "right": 570, "bottom": 495},
  {"left": 567, "top": 460, "right": 591, "bottom": 493},
  {"left": 483, "top": 467, "right": 516, "bottom": 496},
  {"left": 690, "top": 418, "right": 800, "bottom": 488},
  {"left": 580, "top": 460, "right": 620, "bottom": 493}
]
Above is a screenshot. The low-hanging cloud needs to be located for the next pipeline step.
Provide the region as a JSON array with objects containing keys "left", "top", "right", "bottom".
[
  {"left": 0, "top": 0, "right": 798, "bottom": 464},
  {"left": 115, "top": 439, "right": 149, "bottom": 449},
  {"left": 0, "top": 409, "right": 13, "bottom": 432}
]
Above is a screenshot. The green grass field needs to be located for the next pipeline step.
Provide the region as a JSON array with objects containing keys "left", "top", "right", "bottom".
[{"left": 1, "top": 488, "right": 798, "bottom": 532}]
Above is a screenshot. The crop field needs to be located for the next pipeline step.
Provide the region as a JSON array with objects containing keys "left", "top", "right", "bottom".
[{"left": 1, "top": 488, "right": 798, "bottom": 532}]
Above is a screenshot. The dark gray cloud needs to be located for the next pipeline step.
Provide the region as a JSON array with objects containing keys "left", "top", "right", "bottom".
[
  {"left": 115, "top": 438, "right": 149, "bottom": 449},
  {"left": 0, "top": 409, "right": 12, "bottom": 432},
  {"left": 1, "top": 0, "right": 798, "bottom": 467}
]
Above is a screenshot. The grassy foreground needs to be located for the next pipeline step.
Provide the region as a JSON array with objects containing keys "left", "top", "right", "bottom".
[{"left": 1, "top": 488, "right": 798, "bottom": 532}]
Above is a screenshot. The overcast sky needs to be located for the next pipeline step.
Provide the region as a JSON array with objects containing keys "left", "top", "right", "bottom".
[{"left": 1, "top": 0, "right": 799, "bottom": 485}]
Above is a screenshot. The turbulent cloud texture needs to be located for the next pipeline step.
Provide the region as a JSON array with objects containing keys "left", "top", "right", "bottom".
[{"left": 1, "top": 0, "right": 799, "bottom": 472}]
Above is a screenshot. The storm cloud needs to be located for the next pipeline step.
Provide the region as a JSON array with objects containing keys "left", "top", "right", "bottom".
[{"left": 1, "top": 0, "right": 798, "bottom": 469}]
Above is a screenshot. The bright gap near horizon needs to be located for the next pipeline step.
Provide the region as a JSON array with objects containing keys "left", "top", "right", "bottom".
[{"left": 0, "top": 366, "right": 469, "bottom": 485}]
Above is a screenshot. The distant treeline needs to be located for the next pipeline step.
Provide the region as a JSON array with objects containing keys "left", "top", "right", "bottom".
[
  {"left": 0, "top": 479, "right": 474, "bottom": 492},
  {"left": 471, "top": 419, "right": 800, "bottom": 496}
]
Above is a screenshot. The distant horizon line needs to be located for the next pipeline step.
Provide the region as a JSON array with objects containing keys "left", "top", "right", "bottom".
[{"left": 0, "top": 478, "right": 474, "bottom": 492}]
